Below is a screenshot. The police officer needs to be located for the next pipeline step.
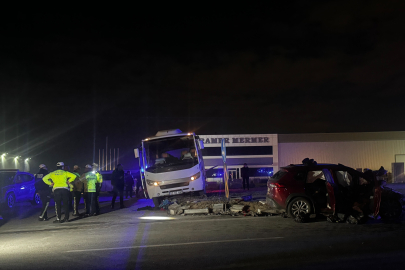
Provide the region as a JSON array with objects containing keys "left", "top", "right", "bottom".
[
  {"left": 92, "top": 163, "right": 103, "bottom": 215},
  {"left": 63, "top": 165, "right": 74, "bottom": 212},
  {"left": 34, "top": 164, "right": 51, "bottom": 221},
  {"left": 80, "top": 164, "right": 102, "bottom": 216},
  {"left": 42, "top": 162, "right": 77, "bottom": 223},
  {"left": 71, "top": 165, "right": 83, "bottom": 216}
]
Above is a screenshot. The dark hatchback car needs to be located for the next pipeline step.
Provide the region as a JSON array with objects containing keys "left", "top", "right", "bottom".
[
  {"left": 266, "top": 162, "right": 402, "bottom": 222},
  {"left": 0, "top": 169, "right": 40, "bottom": 210}
]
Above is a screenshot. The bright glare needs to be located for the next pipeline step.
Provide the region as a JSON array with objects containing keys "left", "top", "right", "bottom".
[
  {"left": 139, "top": 216, "right": 175, "bottom": 220},
  {"left": 153, "top": 182, "right": 158, "bottom": 186},
  {"left": 191, "top": 176, "right": 195, "bottom": 180}
]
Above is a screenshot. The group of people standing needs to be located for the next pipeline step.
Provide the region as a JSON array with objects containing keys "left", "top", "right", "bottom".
[
  {"left": 35, "top": 162, "right": 103, "bottom": 223},
  {"left": 34, "top": 162, "right": 142, "bottom": 224},
  {"left": 110, "top": 164, "right": 142, "bottom": 208}
]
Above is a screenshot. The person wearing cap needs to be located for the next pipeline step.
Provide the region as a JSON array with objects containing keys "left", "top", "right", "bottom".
[
  {"left": 111, "top": 164, "right": 125, "bottom": 209},
  {"left": 62, "top": 165, "right": 74, "bottom": 212},
  {"left": 80, "top": 164, "right": 102, "bottom": 216},
  {"left": 42, "top": 162, "right": 78, "bottom": 223},
  {"left": 92, "top": 163, "right": 103, "bottom": 215},
  {"left": 71, "top": 165, "right": 83, "bottom": 216},
  {"left": 34, "top": 164, "right": 51, "bottom": 221}
]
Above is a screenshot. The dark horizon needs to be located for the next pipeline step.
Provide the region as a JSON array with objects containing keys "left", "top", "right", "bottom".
[{"left": 1, "top": 1, "right": 405, "bottom": 172}]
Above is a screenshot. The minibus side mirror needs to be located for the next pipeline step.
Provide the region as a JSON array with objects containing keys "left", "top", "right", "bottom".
[{"left": 199, "top": 140, "right": 204, "bottom": 149}]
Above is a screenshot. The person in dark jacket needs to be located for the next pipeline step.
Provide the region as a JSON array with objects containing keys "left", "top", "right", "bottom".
[
  {"left": 241, "top": 163, "right": 250, "bottom": 191},
  {"left": 111, "top": 164, "right": 125, "bottom": 209},
  {"left": 124, "top": 171, "right": 134, "bottom": 198},
  {"left": 35, "top": 164, "right": 51, "bottom": 221},
  {"left": 135, "top": 177, "right": 142, "bottom": 198},
  {"left": 71, "top": 165, "right": 82, "bottom": 216}
]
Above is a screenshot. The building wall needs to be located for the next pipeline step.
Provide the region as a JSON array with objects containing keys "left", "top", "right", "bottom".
[
  {"left": 278, "top": 140, "right": 405, "bottom": 172},
  {"left": 199, "top": 134, "right": 278, "bottom": 170}
]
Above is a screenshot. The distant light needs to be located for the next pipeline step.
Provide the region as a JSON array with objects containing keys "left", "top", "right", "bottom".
[
  {"left": 145, "top": 138, "right": 149, "bottom": 141},
  {"left": 187, "top": 133, "right": 191, "bottom": 135},
  {"left": 141, "top": 167, "right": 144, "bottom": 172},
  {"left": 139, "top": 216, "right": 175, "bottom": 220}
]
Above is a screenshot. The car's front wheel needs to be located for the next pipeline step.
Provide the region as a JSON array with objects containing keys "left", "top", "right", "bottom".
[
  {"left": 31, "top": 193, "right": 41, "bottom": 205},
  {"left": 288, "top": 197, "right": 313, "bottom": 218},
  {"left": 6, "top": 193, "right": 16, "bottom": 209}
]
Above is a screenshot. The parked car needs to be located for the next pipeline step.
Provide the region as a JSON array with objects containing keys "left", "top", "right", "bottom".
[
  {"left": 266, "top": 160, "right": 402, "bottom": 222},
  {"left": 0, "top": 169, "right": 40, "bottom": 210}
]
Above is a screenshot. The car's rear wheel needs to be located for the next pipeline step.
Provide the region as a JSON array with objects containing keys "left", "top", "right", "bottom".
[
  {"left": 288, "top": 197, "right": 313, "bottom": 218},
  {"left": 31, "top": 193, "right": 41, "bottom": 205},
  {"left": 6, "top": 193, "right": 16, "bottom": 209},
  {"left": 379, "top": 199, "right": 402, "bottom": 221}
]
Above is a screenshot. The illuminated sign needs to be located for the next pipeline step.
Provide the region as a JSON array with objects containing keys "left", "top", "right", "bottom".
[{"left": 200, "top": 137, "right": 271, "bottom": 144}]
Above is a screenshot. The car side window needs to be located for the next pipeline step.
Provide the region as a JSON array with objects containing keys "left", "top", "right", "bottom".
[
  {"left": 335, "top": 171, "right": 352, "bottom": 187},
  {"left": 294, "top": 172, "right": 306, "bottom": 181},
  {"left": 15, "top": 175, "right": 24, "bottom": 183},
  {"left": 306, "top": 171, "right": 325, "bottom": 184},
  {"left": 22, "top": 174, "right": 34, "bottom": 182}
]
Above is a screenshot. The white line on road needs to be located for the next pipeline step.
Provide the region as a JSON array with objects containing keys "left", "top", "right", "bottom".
[{"left": 66, "top": 237, "right": 283, "bottom": 253}]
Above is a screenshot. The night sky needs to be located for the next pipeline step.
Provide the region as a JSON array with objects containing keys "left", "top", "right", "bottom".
[{"left": 1, "top": 1, "right": 405, "bottom": 172}]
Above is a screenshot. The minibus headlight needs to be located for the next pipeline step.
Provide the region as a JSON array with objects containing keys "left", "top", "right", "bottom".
[
  {"left": 147, "top": 180, "right": 161, "bottom": 186},
  {"left": 190, "top": 172, "right": 201, "bottom": 181}
]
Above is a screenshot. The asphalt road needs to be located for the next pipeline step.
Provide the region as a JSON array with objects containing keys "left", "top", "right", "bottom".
[{"left": 1, "top": 192, "right": 405, "bottom": 270}]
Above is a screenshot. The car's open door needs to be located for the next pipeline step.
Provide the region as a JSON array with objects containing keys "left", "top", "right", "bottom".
[
  {"left": 323, "top": 169, "right": 338, "bottom": 214},
  {"left": 372, "top": 177, "right": 382, "bottom": 217}
]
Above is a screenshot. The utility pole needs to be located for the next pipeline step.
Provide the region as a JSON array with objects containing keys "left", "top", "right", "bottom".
[{"left": 106, "top": 137, "right": 108, "bottom": 171}]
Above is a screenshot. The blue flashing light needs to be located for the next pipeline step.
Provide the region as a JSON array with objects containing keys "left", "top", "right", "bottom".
[{"left": 141, "top": 167, "right": 144, "bottom": 173}]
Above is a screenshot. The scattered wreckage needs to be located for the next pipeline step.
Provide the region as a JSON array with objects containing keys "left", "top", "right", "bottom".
[
  {"left": 266, "top": 158, "right": 404, "bottom": 224},
  {"left": 142, "top": 193, "right": 274, "bottom": 217},
  {"left": 137, "top": 158, "right": 404, "bottom": 224}
]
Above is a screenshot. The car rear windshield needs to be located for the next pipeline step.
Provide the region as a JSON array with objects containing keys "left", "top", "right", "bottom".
[
  {"left": 270, "top": 170, "right": 287, "bottom": 181},
  {"left": 0, "top": 172, "right": 16, "bottom": 186}
]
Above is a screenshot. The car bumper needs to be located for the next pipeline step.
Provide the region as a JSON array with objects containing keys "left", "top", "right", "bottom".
[{"left": 266, "top": 196, "right": 284, "bottom": 210}]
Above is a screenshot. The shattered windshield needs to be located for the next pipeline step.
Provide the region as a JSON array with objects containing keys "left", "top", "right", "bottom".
[
  {"left": 143, "top": 136, "right": 198, "bottom": 173},
  {"left": 0, "top": 172, "right": 16, "bottom": 187}
]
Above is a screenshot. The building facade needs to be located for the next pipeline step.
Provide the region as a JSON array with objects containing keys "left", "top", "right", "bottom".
[
  {"left": 200, "top": 131, "right": 405, "bottom": 183},
  {"left": 199, "top": 134, "right": 278, "bottom": 183}
]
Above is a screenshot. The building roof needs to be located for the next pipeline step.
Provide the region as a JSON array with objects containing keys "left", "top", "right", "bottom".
[{"left": 278, "top": 131, "right": 405, "bottom": 143}]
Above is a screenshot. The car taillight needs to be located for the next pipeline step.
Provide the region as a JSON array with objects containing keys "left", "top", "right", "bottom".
[{"left": 269, "top": 183, "right": 285, "bottom": 188}]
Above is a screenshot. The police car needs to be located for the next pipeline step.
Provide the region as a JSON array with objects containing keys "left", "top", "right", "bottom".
[{"left": 0, "top": 169, "right": 40, "bottom": 210}]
